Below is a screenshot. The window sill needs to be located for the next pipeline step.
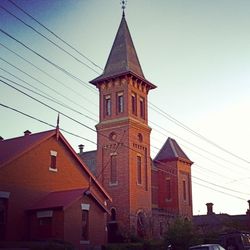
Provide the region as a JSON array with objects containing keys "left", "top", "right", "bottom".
[
  {"left": 109, "top": 181, "right": 118, "bottom": 186},
  {"left": 49, "top": 167, "right": 58, "bottom": 172},
  {"left": 80, "top": 240, "right": 89, "bottom": 245}
]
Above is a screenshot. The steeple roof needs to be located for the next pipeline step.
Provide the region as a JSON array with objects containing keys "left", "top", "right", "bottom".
[
  {"left": 90, "top": 15, "right": 156, "bottom": 89},
  {"left": 154, "top": 137, "right": 192, "bottom": 163}
]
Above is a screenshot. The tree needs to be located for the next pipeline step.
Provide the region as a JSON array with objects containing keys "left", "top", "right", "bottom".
[{"left": 165, "top": 217, "right": 198, "bottom": 250}]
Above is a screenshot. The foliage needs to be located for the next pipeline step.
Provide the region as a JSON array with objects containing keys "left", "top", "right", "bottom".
[{"left": 164, "top": 217, "right": 199, "bottom": 250}]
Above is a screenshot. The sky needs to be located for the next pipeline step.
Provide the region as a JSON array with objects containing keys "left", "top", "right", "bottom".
[{"left": 0, "top": 0, "right": 250, "bottom": 216}]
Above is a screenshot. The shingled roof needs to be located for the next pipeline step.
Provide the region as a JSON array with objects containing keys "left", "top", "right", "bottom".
[
  {"left": 154, "top": 137, "right": 192, "bottom": 163},
  {"left": 90, "top": 14, "right": 156, "bottom": 89}
]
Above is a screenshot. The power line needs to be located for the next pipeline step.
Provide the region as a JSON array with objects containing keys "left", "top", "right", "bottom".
[
  {"left": 0, "top": 42, "right": 98, "bottom": 108},
  {"left": 0, "top": 58, "right": 98, "bottom": 118},
  {"left": 0, "top": 75, "right": 98, "bottom": 123},
  {"left": 0, "top": 27, "right": 96, "bottom": 94},
  {"left": 149, "top": 102, "right": 250, "bottom": 164},
  {"left": 1, "top": 99, "right": 247, "bottom": 202},
  {"left": 7, "top": 0, "right": 103, "bottom": 71},
  {"left": 0, "top": 4, "right": 101, "bottom": 75},
  {"left": 0, "top": 102, "right": 96, "bottom": 146},
  {"left": 150, "top": 120, "right": 248, "bottom": 171}
]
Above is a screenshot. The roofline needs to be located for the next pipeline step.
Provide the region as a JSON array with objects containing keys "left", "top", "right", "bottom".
[
  {"left": 90, "top": 71, "right": 156, "bottom": 90},
  {"left": 0, "top": 129, "right": 55, "bottom": 169},
  {"left": 58, "top": 131, "right": 112, "bottom": 202},
  {"left": 1, "top": 129, "right": 112, "bottom": 202},
  {"left": 27, "top": 188, "right": 110, "bottom": 214}
]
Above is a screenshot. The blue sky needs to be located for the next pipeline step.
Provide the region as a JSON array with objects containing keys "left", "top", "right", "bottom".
[{"left": 0, "top": 0, "right": 250, "bottom": 215}]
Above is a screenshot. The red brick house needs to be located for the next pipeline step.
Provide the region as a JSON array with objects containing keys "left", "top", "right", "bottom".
[
  {"left": 79, "top": 12, "right": 193, "bottom": 240},
  {"left": 0, "top": 128, "right": 111, "bottom": 249}
]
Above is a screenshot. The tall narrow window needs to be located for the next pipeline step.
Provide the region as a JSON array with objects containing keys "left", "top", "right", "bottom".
[
  {"left": 137, "top": 155, "right": 142, "bottom": 185},
  {"left": 105, "top": 95, "right": 111, "bottom": 116},
  {"left": 49, "top": 151, "right": 57, "bottom": 171},
  {"left": 117, "top": 92, "right": 124, "bottom": 113},
  {"left": 110, "top": 154, "right": 117, "bottom": 184},
  {"left": 0, "top": 198, "right": 7, "bottom": 240},
  {"left": 131, "top": 93, "right": 137, "bottom": 115},
  {"left": 166, "top": 178, "right": 171, "bottom": 200},
  {"left": 139, "top": 97, "right": 145, "bottom": 119},
  {"left": 183, "top": 180, "right": 187, "bottom": 201},
  {"left": 82, "top": 209, "right": 89, "bottom": 241}
]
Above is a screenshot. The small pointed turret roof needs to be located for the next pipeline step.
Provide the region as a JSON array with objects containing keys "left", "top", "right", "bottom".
[
  {"left": 154, "top": 137, "right": 192, "bottom": 163},
  {"left": 90, "top": 14, "right": 156, "bottom": 89}
]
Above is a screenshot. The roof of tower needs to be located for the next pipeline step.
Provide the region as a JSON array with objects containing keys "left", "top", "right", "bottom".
[
  {"left": 90, "top": 15, "right": 156, "bottom": 89},
  {"left": 154, "top": 137, "right": 192, "bottom": 163}
]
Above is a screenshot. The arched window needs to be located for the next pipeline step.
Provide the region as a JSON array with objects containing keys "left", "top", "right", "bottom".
[{"left": 110, "top": 208, "right": 116, "bottom": 221}]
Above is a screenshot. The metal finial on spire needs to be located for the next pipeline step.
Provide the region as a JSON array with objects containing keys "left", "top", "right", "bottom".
[{"left": 120, "top": 0, "right": 127, "bottom": 17}]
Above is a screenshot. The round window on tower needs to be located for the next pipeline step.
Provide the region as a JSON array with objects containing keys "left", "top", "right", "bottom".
[
  {"left": 109, "top": 132, "right": 117, "bottom": 141},
  {"left": 138, "top": 133, "right": 143, "bottom": 142}
]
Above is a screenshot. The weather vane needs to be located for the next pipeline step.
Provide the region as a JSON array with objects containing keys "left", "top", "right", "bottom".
[{"left": 120, "top": 0, "right": 127, "bottom": 17}]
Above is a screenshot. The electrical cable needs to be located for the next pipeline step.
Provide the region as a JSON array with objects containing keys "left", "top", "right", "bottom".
[
  {"left": 7, "top": 0, "right": 103, "bottom": 71},
  {"left": 0, "top": 5, "right": 101, "bottom": 75}
]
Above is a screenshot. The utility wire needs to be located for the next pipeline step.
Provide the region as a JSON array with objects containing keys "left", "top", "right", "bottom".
[
  {"left": 149, "top": 102, "right": 250, "bottom": 164},
  {"left": 0, "top": 75, "right": 98, "bottom": 123},
  {"left": 0, "top": 102, "right": 96, "bottom": 146},
  {"left": 150, "top": 120, "right": 248, "bottom": 171},
  {"left": 7, "top": 0, "right": 103, "bottom": 71},
  {"left": 0, "top": 60, "right": 98, "bottom": 118},
  {"left": 0, "top": 42, "right": 98, "bottom": 108},
  {"left": 0, "top": 5, "right": 101, "bottom": 75},
  {"left": 1, "top": 100, "right": 247, "bottom": 202},
  {"left": 0, "top": 28, "right": 96, "bottom": 94},
  {"left": 3, "top": 0, "right": 248, "bottom": 168}
]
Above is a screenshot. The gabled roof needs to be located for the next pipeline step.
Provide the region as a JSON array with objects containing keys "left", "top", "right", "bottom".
[
  {"left": 0, "top": 129, "right": 55, "bottom": 167},
  {"left": 154, "top": 137, "right": 192, "bottom": 163},
  {"left": 28, "top": 188, "right": 109, "bottom": 213},
  {"left": 28, "top": 188, "right": 87, "bottom": 211},
  {"left": 0, "top": 129, "right": 111, "bottom": 202},
  {"left": 90, "top": 15, "right": 156, "bottom": 89}
]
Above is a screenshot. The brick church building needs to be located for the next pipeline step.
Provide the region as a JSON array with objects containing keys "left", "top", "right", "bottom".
[{"left": 79, "top": 11, "right": 193, "bottom": 240}]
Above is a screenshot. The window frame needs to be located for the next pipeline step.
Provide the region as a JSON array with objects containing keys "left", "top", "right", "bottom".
[
  {"left": 131, "top": 92, "right": 137, "bottom": 115},
  {"left": 117, "top": 92, "right": 124, "bottom": 114},
  {"left": 110, "top": 153, "right": 118, "bottom": 185},
  {"left": 104, "top": 95, "right": 111, "bottom": 117},
  {"left": 136, "top": 155, "right": 142, "bottom": 185}
]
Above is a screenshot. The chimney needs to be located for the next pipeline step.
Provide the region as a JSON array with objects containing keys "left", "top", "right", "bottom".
[
  {"left": 247, "top": 200, "right": 250, "bottom": 215},
  {"left": 0, "top": 136, "right": 4, "bottom": 141},
  {"left": 24, "top": 130, "right": 31, "bottom": 136},
  {"left": 206, "top": 203, "right": 215, "bottom": 215},
  {"left": 78, "top": 144, "right": 84, "bottom": 154}
]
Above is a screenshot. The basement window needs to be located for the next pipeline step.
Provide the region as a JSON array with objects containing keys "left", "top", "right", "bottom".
[{"left": 49, "top": 150, "right": 58, "bottom": 172}]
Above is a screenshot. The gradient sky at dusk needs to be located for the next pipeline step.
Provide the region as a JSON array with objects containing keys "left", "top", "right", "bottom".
[{"left": 1, "top": 0, "right": 250, "bottom": 216}]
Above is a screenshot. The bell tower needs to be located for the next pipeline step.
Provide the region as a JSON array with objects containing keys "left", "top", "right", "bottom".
[{"left": 90, "top": 12, "right": 156, "bottom": 237}]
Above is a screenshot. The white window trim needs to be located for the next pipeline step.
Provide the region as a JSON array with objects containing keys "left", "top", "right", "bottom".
[
  {"left": 50, "top": 150, "right": 57, "bottom": 156},
  {"left": 0, "top": 191, "right": 10, "bottom": 199},
  {"left": 37, "top": 210, "right": 53, "bottom": 218},
  {"left": 49, "top": 167, "right": 58, "bottom": 172},
  {"left": 81, "top": 203, "right": 90, "bottom": 211}
]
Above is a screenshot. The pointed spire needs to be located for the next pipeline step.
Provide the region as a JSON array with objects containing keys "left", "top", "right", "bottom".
[
  {"left": 56, "top": 113, "right": 60, "bottom": 140},
  {"left": 154, "top": 137, "right": 192, "bottom": 163},
  {"left": 90, "top": 7, "right": 156, "bottom": 90}
]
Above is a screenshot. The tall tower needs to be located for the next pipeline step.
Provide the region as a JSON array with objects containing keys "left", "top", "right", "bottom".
[{"left": 90, "top": 13, "right": 156, "bottom": 237}]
